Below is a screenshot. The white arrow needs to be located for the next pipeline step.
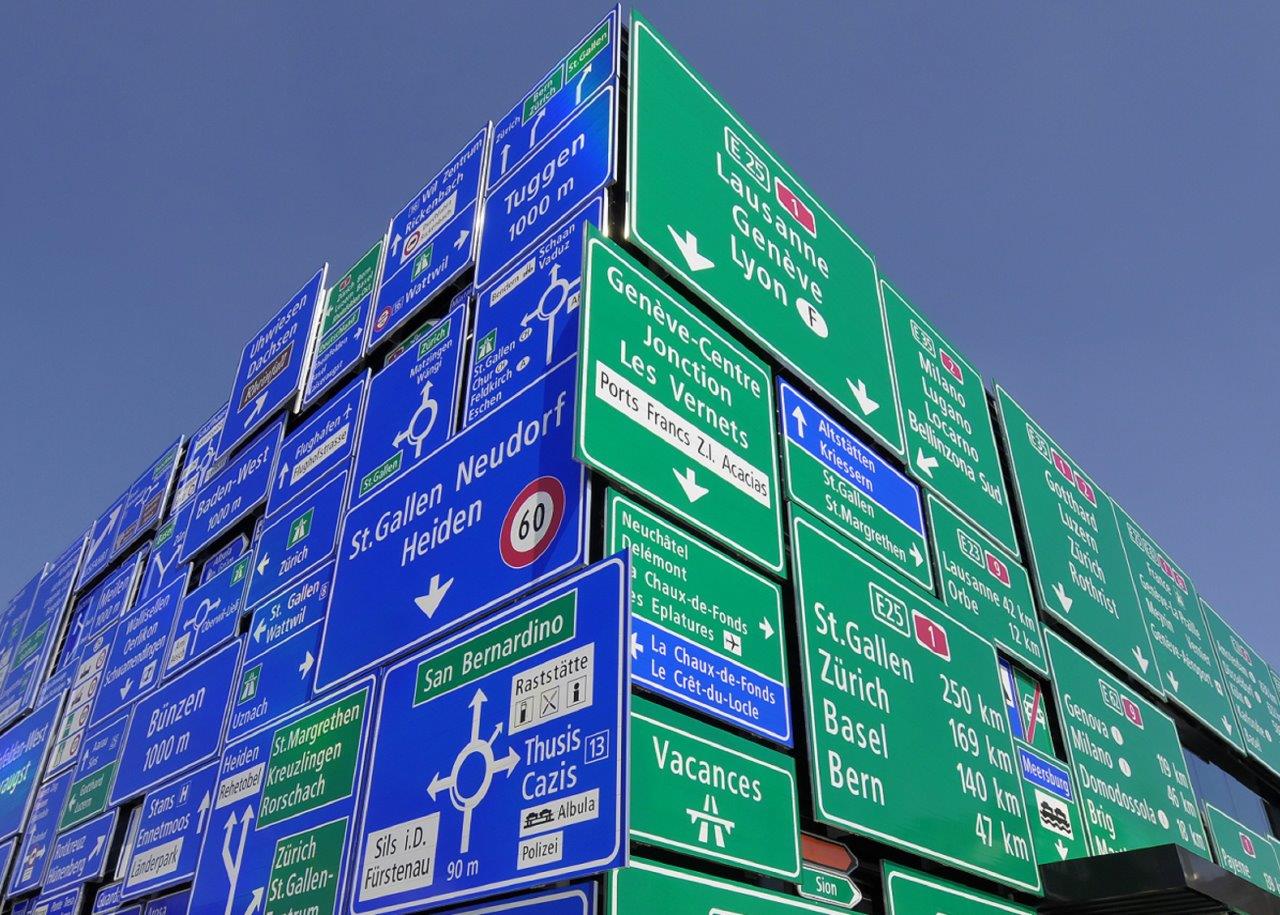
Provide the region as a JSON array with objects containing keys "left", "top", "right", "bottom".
[
  {"left": 244, "top": 887, "right": 264, "bottom": 915},
  {"left": 629, "top": 632, "right": 643, "bottom": 659},
  {"left": 1052, "top": 582, "right": 1073, "bottom": 613},
  {"left": 1055, "top": 839, "right": 1069, "bottom": 860},
  {"left": 427, "top": 770, "right": 451, "bottom": 801},
  {"left": 253, "top": 619, "right": 266, "bottom": 643},
  {"left": 845, "top": 378, "right": 880, "bottom": 416},
  {"left": 790, "top": 405, "right": 807, "bottom": 438},
  {"left": 1167, "top": 671, "right": 1180, "bottom": 692},
  {"left": 529, "top": 108, "right": 546, "bottom": 148},
  {"left": 909, "top": 543, "right": 924, "bottom": 567},
  {"left": 391, "top": 233, "right": 403, "bottom": 257},
  {"left": 673, "top": 467, "right": 709, "bottom": 503},
  {"left": 119, "top": 677, "right": 133, "bottom": 700},
  {"left": 1132, "top": 645, "right": 1150, "bottom": 674},
  {"left": 276, "top": 463, "right": 290, "bottom": 489},
  {"left": 915, "top": 449, "right": 939, "bottom": 478},
  {"left": 91, "top": 835, "right": 105, "bottom": 858},
  {"left": 667, "top": 226, "right": 715, "bottom": 272},
  {"left": 759, "top": 618, "right": 775, "bottom": 640},
  {"left": 244, "top": 392, "right": 268, "bottom": 426},
  {"left": 197, "top": 791, "right": 211, "bottom": 834},
  {"left": 1223, "top": 715, "right": 1235, "bottom": 736},
  {"left": 414, "top": 574, "right": 454, "bottom": 618},
  {"left": 299, "top": 651, "right": 314, "bottom": 679},
  {"left": 256, "top": 554, "right": 270, "bottom": 577},
  {"left": 574, "top": 62, "right": 593, "bottom": 104},
  {"left": 454, "top": 228, "right": 469, "bottom": 250},
  {"left": 493, "top": 746, "right": 520, "bottom": 774},
  {"left": 498, "top": 144, "right": 510, "bottom": 176}
]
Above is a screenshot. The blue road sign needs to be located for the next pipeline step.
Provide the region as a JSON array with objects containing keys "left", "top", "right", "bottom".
[
  {"left": 111, "top": 640, "right": 240, "bottom": 805},
  {"left": 271, "top": 373, "right": 367, "bottom": 515},
  {"left": 200, "top": 535, "right": 247, "bottom": 585},
  {"left": 78, "top": 493, "right": 128, "bottom": 589},
  {"left": 0, "top": 837, "right": 15, "bottom": 895},
  {"left": 79, "top": 549, "right": 144, "bottom": 640},
  {"left": 465, "top": 194, "right": 604, "bottom": 428},
  {"left": 0, "top": 695, "right": 61, "bottom": 840},
  {"left": 166, "top": 555, "right": 251, "bottom": 679},
  {"left": 188, "top": 679, "right": 376, "bottom": 915},
  {"left": 247, "top": 470, "right": 346, "bottom": 607},
  {"left": 45, "top": 624, "right": 115, "bottom": 773},
  {"left": 476, "top": 86, "right": 616, "bottom": 290},
  {"left": 91, "top": 573, "right": 188, "bottom": 726},
  {"left": 368, "top": 129, "right": 488, "bottom": 351},
  {"left": 317, "top": 359, "right": 587, "bottom": 691},
  {"left": 183, "top": 418, "right": 285, "bottom": 563},
  {"left": 220, "top": 267, "right": 327, "bottom": 457},
  {"left": 42, "top": 808, "right": 117, "bottom": 892},
  {"left": 92, "top": 883, "right": 125, "bottom": 915},
  {"left": 139, "top": 502, "right": 193, "bottom": 603},
  {"left": 144, "top": 889, "right": 190, "bottom": 915},
  {"left": 113, "top": 438, "right": 185, "bottom": 558},
  {"left": 62, "top": 711, "right": 129, "bottom": 829},
  {"left": 174, "top": 403, "right": 230, "bottom": 514},
  {"left": 32, "top": 883, "right": 81, "bottom": 915},
  {"left": 351, "top": 303, "right": 467, "bottom": 504},
  {"left": 225, "top": 619, "right": 320, "bottom": 745},
  {"left": 489, "top": 7, "right": 619, "bottom": 188},
  {"left": 7, "top": 771, "right": 72, "bottom": 895},
  {"left": 122, "top": 760, "right": 220, "bottom": 898},
  {"left": 305, "top": 245, "right": 381, "bottom": 409},
  {"left": 352, "top": 557, "right": 628, "bottom": 914},
  {"left": 447, "top": 884, "right": 596, "bottom": 915}
]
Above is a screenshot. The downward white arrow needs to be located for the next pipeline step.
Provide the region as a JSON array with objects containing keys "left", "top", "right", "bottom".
[
  {"left": 1223, "top": 715, "right": 1235, "bottom": 735},
  {"left": 668, "top": 226, "right": 715, "bottom": 272},
  {"left": 299, "top": 651, "right": 314, "bottom": 679},
  {"left": 673, "top": 467, "right": 709, "bottom": 503},
  {"left": 845, "top": 378, "right": 879, "bottom": 415},
  {"left": 915, "top": 449, "right": 939, "bottom": 478},
  {"left": 1132, "top": 645, "right": 1150, "bottom": 673},
  {"left": 119, "top": 678, "right": 132, "bottom": 699},
  {"left": 791, "top": 405, "right": 807, "bottom": 438},
  {"left": 1055, "top": 839, "right": 1069, "bottom": 860},
  {"left": 1167, "top": 671, "right": 1180, "bottom": 692},
  {"left": 909, "top": 544, "right": 924, "bottom": 567},
  {"left": 414, "top": 574, "right": 454, "bottom": 618},
  {"left": 1052, "top": 582, "right": 1073, "bottom": 613},
  {"left": 759, "top": 618, "right": 775, "bottom": 640}
]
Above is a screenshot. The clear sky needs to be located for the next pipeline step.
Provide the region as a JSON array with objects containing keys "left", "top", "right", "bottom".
[{"left": 1, "top": 3, "right": 1276, "bottom": 654}]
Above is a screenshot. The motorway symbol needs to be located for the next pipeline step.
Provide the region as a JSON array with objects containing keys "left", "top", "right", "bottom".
[
  {"left": 318, "top": 358, "right": 586, "bottom": 692},
  {"left": 576, "top": 231, "right": 783, "bottom": 574},
  {"left": 0, "top": 695, "right": 61, "bottom": 841},
  {"left": 882, "top": 862, "right": 1035, "bottom": 915},
  {"left": 271, "top": 372, "right": 367, "bottom": 515},
  {"left": 6, "top": 771, "right": 72, "bottom": 896},
  {"left": 168, "top": 555, "right": 250, "bottom": 678},
  {"left": 220, "top": 267, "right": 327, "bottom": 457},
  {"left": 304, "top": 243, "right": 381, "bottom": 408},
  {"left": 779, "top": 379, "right": 930, "bottom": 589},
  {"left": 122, "top": 761, "right": 220, "bottom": 899},
  {"left": 183, "top": 418, "right": 285, "bottom": 564},
  {"left": 42, "top": 808, "right": 117, "bottom": 893},
  {"left": 200, "top": 535, "right": 247, "bottom": 584},
  {"left": 90, "top": 573, "right": 188, "bottom": 726},
  {"left": 247, "top": 470, "right": 346, "bottom": 607},
  {"left": 351, "top": 558, "right": 628, "bottom": 914}
]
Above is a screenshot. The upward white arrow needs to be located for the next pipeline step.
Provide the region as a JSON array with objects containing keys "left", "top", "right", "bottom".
[
  {"left": 414, "top": 574, "right": 454, "bottom": 618},
  {"left": 197, "top": 791, "right": 211, "bottom": 834},
  {"left": 845, "top": 378, "right": 879, "bottom": 416},
  {"left": 277, "top": 463, "right": 290, "bottom": 488},
  {"left": 91, "top": 835, "right": 104, "bottom": 858},
  {"left": 673, "top": 467, "right": 709, "bottom": 503},
  {"left": 915, "top": 449, "right": 939, "bottom": 478},
  {"left": 667, "top": 226, "right": 715, "bottom": 272},
  {"left": 245, "top": 392, "right": 268, "bottom": 426},
  {"left": 790, "top": 405, "right": 807, "bottom": 438}
]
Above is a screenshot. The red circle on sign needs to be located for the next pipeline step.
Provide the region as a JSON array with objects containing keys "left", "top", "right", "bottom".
[{"left": 500, "top": 476, "right": 566, "bottom": 568}]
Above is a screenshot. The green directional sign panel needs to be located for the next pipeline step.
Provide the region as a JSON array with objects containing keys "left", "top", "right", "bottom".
[
  {"left": 630, "top": 697, "right": 801, "bottom": 879},
  {"left": 1203, "top": 803, "right": 1280, "bottom": 896},
  {"left": 928, "top": 495, "right": 1047, "bottom": 676},
  {"left": 605, "top": 490, "right": 790, "bottom": 744},
  {"left": 1045, "top": 630, "right": 1209, "bottom": 858},
  {"left": 791, "top": 509, "right": 1040, "bottom": 893},
  {"left": 1202, "top": 600, "right": 1280, "bottom": 777},
  {"left": 577, "top": 230, "right": 784, "bottom": 574},
  {"left": 1114, "top": 503, "right": 1242, "bottom": 751},
  {"left": 608, "top": 857, "right": 846, "bottom": 915},
  {"left": 626, "top": 14, "right": 903, "bottom": 457},
  {"left": 1013, "top": 738, "right": 1087, "bottom": 865},
  {"left": 797, "top": 867, "right": 861, "bottom": 910},
  {"left": 995, "top": 386, "right": 1161, "bottom": 693},
  {"left": 882, "top": 862, "right": 1035, "bottom": 915},
  {"left": 883, "top": 281, "right": 1018, "bottom": 555}
]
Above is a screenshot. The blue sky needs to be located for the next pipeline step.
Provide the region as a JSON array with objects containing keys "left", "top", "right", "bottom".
[{"left": 1, "top": 2, "right": 1276, "bottom": 654}]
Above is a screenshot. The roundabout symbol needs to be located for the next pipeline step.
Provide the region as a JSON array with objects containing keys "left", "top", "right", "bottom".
[
  {"left": 521, "top": 263, "right": 581, "bottom": 369},
  {"left": 393, "top": 381, "right": 441, "bottom": 460}
]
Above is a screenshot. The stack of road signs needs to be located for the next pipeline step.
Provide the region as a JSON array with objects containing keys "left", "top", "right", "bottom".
[{"left": 2, "top": 8, "right": 1279, "bottom": 915}]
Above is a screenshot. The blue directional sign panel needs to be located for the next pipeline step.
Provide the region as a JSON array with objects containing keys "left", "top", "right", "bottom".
[
  {"left": 369, "top": 129, "right": 489, "bottom": 350},
  {"left": 465, "top": 194, "right": 604, "bottom": 428},
  {"left": 79, "top": 494, "right": 128, "bottom": 589},
  {"left": 42, "top": 808, "right": 117, "bottom": 892},
  {"left": 122, "top": 760, "right": 220, "bottom": 898},
  {"left": 247, "top": 470, "right": 346, "bottom": 607},
  {"left": 476, "top": 87, "right": 616, "bottom": 290},
  {"left": 31, "top": 883, "right": 81, "bottom": 915},
  {"left": 489, "top": 7, "right": 619, "bottom": 187},
  {"left": 166, "top": 555, "right": 250, "bottom": 678},
  {"left": 352, "top": 558, "right": 627, "bottom": 913},
  {"left": 174, "top": 403, "right": 230, "bottom": 513},
  {"left": 446, "top": 884, "right": 595, "bottom": 915},
  {"left": 91, "top": 573, "right": 188, "bottom": 725},
  {"left": 305, "top": 243, "right": 382, "bottom": 408},
  {"left": 318, "top": 359, "right": 587, "bottom": 690},
  {"left": 139, "top": 502, "right": 193, "bottom": 603},
  {"left": 351, "top": 304, "right": 467, "bottom": 503},
  {"left": 271, "top": 372, "right": 367, "bottom": 515},
  {"left": 61, "top": 711, "right": 129, "bottom": 830},
  {"left": 221, "top": 267, "right": 327, "bottom": 457},
  {"left": 199, "top": 534, "right": 247, "bottom": 585},
  {"left": 6, "top": 771, "right": 72, "bottom": 895},
  {"left": 111, "top": 640, "right": 240, "bottom": 805},
  {"left": 188, "top": 679, "right": 376, "bottom": 915},
  {"left": 78, "top": 549, "right": 144, "bottom": 640},
  {"left": 92, "top": 883, "right": 126, "bottom": 915},
  {"left": 0, "top": 695, "right": 60, "bottom": 840},
  {"left": 144, "top": 889, "right": 190, "bottom": 915},
  {"left": 183, "top": 418, "right": 285, "bottom": 563},
  {"left": 112, "top": 438, "right": 185, "bottom": 557}
]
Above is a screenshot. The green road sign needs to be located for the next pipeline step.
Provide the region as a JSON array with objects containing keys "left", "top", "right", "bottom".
[
  {"left": 797, "top": 867, "right": 861, "bottom": 909},
  {"left": 1202, "top": 600, "right": 1280, "bottom": 778},
  {"left": 882, "top": 862, "right": 1035, "bottom": 915},
  {"left": 1013, "top": 738, "right": 1087, "bottom": 865},
  {"left": 268, "top": 818, "right": 346, "bottom": 915},
  {"left": 320, "top": 242, "right": 380, "bottom": 342},
  {"left": 928, "top": 496, "right": 1047, "bottom": 676},
  {"left": 608, "top": 857, "right": 846, "bottom": 915},
  {"left": 1044, "top": 630, "right": 1208, "bottom": 858},
  {"left": 626, "top": 14, "right": 903, "bottom": 457},
  {"left": 883, "top": 281, "right": 1018, "bottom": 554},
  {"left": 995, "top": 386, "right": 1161, "bottom": 694},
  {"left": 60, "top": 762, "right": 115, "bottom": 830},
  {"left": 605, "top": 490, "right": 790, "bottom": 744},
  {"left": 1203, "top": 803, "right": 1280, "bottom": 895},
  {"left": 576, "top": 230, "right": 784, "bottom": 574},
  {"left": 778, "top": 379, "right": 931, "bottom": 590},
  {"left": 630, "top": 696, "right": 801, "bottom": 879},
  {"left": 1113, "top": 503, "right": 1242, "bottom": 751},
  {"left": 258, "top": 687, "right": 365, "bottom": 827},
  {"left": 791, "top": 509, "right": 1040, "bottom": 894}
]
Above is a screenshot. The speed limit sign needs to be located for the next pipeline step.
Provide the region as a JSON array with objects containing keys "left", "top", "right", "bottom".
[{"left": 500, "top": 476, "right": 566, "bottom": 568}]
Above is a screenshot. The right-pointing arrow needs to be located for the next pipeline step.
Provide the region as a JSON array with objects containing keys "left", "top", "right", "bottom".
[
  {"left": 667, "top": 226, "right": 715, "bottom": 272},
  {"left": 414, "top": 574, "right": 454, "bottom": 618},
  {"left": 673, "top": 467, "right": 709, "bottom": 503},
  {"left": 759, "top": 618, "right": 775, "bottom": 640}
]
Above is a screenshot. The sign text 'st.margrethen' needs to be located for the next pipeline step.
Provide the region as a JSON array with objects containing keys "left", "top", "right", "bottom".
[{"left": 607, "top": 264, "right": 761, "bottom": 451}]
